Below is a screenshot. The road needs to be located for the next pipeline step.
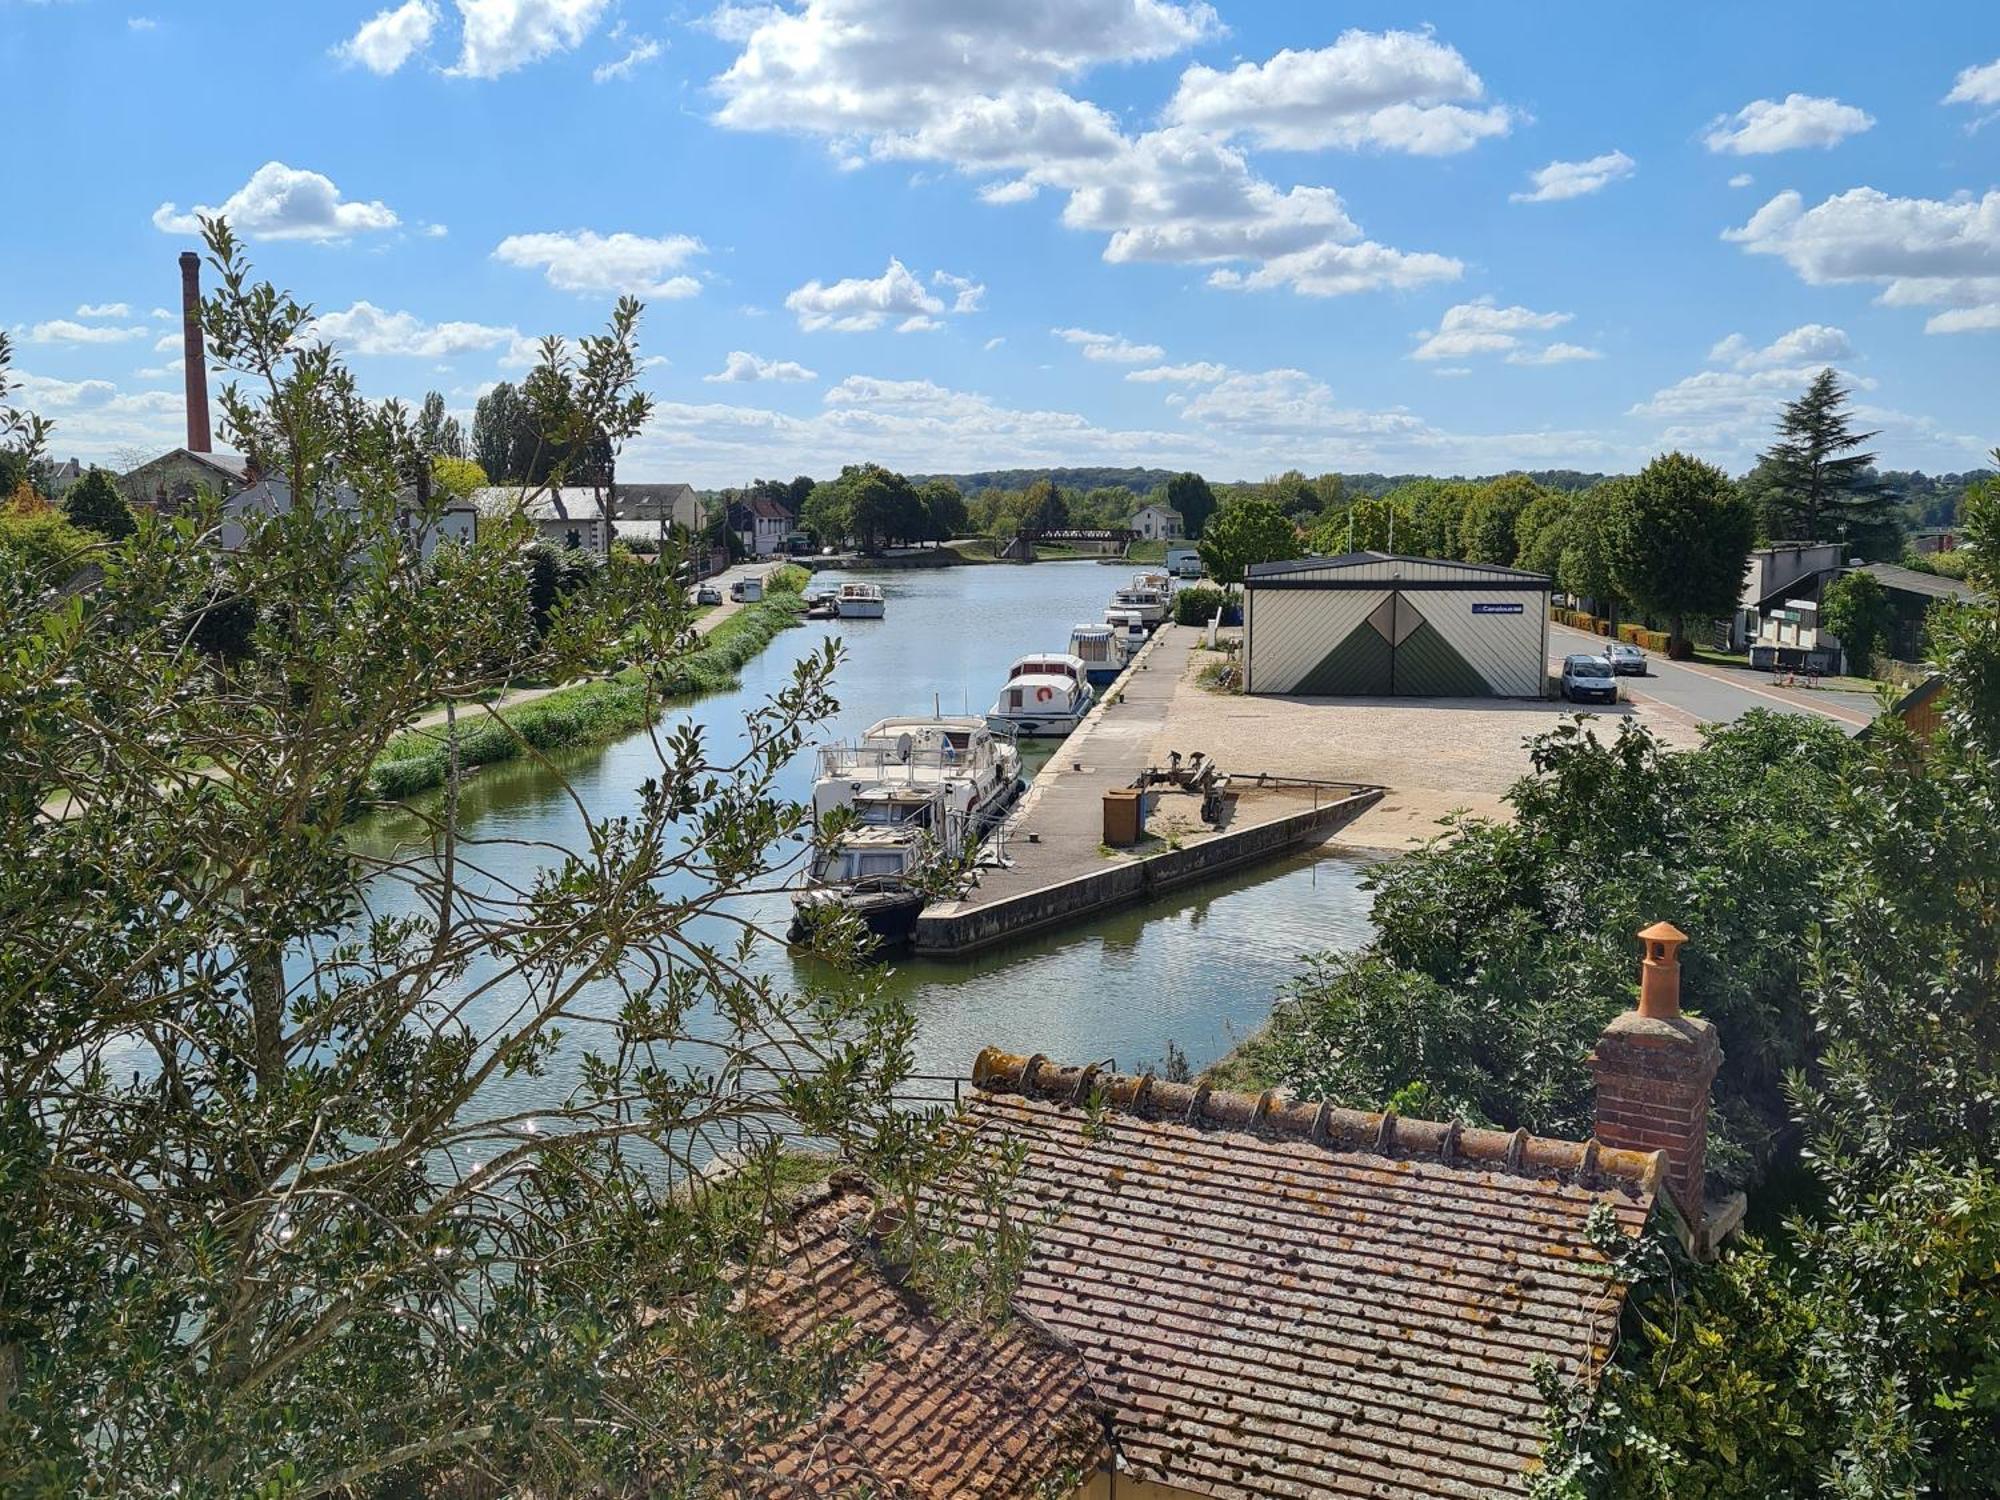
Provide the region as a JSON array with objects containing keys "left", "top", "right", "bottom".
[{"left": 1548, "top": 623, "right": 1877, "bottom": 733}]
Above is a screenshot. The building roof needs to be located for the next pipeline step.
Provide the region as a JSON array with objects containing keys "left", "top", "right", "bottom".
[
  {"left": 1853, "top": 561, "right": 1978, "bottom": 602},
  {"left": 1247, "top": 551, "right": 1554, "bottom": 587},
  {"left": 953, "top": 1049, "right": 1661, "bottom": 1499},
  {"left": 732, "top": 495, "right": 792, "bottom": 522},
  {"left": 467, "top": 485, "right": 608, "bottom": 522},
  {"left": 121, "top": 448, "right": 252, "bottom": 483},
  {"left": 745, "top": 1177, "right": 1109, "bottom": 1498},
  {"left": 1131, "top": 503, "right": 1182, "bottom": 519}
]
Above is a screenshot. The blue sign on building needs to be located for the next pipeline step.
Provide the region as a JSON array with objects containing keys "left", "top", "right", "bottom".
[{"left": 1471, "top": 602, "right": 1525, "bottom": 615}]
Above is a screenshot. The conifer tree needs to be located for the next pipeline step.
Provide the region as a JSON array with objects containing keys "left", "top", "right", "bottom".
[
  {"left": 59, "top": 466, "right": 136, "bottom": 540},
  {"left": 1759, "top": 368, "right": 1888, "bottom": 542}
]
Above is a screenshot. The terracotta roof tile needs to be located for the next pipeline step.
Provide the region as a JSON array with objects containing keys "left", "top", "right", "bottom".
[
  {"left": 953, "top": 1050, "right": 1663, "bottom": 1499},
  {"left": 746, "top": 1180, "right": 1109, "bottom": 1498}
]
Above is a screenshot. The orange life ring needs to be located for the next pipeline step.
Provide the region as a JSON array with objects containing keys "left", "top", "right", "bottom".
[{"left": 1035, "top": 685, "right": 1054, "bottom": 703}]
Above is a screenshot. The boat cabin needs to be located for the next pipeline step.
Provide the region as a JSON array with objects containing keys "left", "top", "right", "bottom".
[{"left": 1004, "top": 652, "right": 1087, "bottom": 685}]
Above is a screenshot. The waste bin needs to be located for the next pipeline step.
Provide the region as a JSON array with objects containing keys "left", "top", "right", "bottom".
[{"left": 1102, "top": 787, "right": 1145, "bottom": 847}]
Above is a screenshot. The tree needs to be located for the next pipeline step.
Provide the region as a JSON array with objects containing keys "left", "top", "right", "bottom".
[
  {"left": 799, "top": 479, "right": 850, "bottom": 548},
  {"left": 839, "top": 462, "right": 919, "bottom": 551},
  {"left": 1818, "top": 570, "right": 1893, "bottom": 675},
  {"left": 919, "top": 478, "right": 968, "bottom": 541},
  {"left": 1458, "top": 475, "right": 1546, "bottom": 566},
  {"left": 1270, "top": 469, "right": 1321, "bottom": 521},
  {"left": 1393, "top": 478, "right": 1477, "bottom": 560},
  {"left": 1197, "top": 498, "right": 1302, "bottom": 585},
  {"left": 59, "top": 467, "right": 135, "bottom": 540},
  {"left": 1023, "top": 476, "right": 1068, "bottom": 533},
  {"left": 1513, "top": 488, "right": 1573, "bottom": 579},
  {"left": 414, "top": 390, "right": 466, "bottom": 460},
  {"left": 1609, "top": 453, "right": 1756, "bottom": 655},
  {"left": 0, "top": 219, "right": 989, "bottom": 1497},
  {"left": 471, "top": 381, "right": 523, "bottom": 481},
  {"left": 1165, "top": 471, "right": 1217, "bottom": 539},
  {"left": 1310, "top": 496, "right": 1406, "bottom": 555},
  {"left": 1758, "top": 368, "right": 1889, "bottom": 543},
  {"left": 1558, "top": 482, "right": 1625, "bottom": 624},
  {"left": 429, "top": 455, "right": 489, "bottom": 503}
]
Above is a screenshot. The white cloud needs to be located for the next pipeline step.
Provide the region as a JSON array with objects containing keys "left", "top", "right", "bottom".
[
  {"left": 491, "top": 229, "right": 704, "bottom": 297},
  {"left": 1430, "top": 366, "right": 1472, "bottom": 378},
  {"left": 1511, "top": 149, "right": 1635, "bottom": 204},
  {"left": 979, "top": 178, "right": 1039, "bottom": 205},
  {"left": 1944, "top": 57, "right": 2000, "bottom": 109},
  {"left": 1504, "top": 341, "right": 1601, "bottom": 366},
  {"left": 152, "top": 161, "right": 399, "bottom": 241},
  {"left": 1708, "top": 324, "right": 1852, "bottom": 370},
  {"left": 704, "top": 350, "right": 818, "bottom": 382},
  {"left": 28, "top": 320, "right": 150, "bottom": 345},
  {"left": 1729, "top": 172, "right": 1755, "bottom": 189},
  {"left": 133, "top": 355, "right": 183, "bottom": 380},
  {"left": 785, "top": 259, "right": 981, "bottom": 332},
  {"left": 313, "top": 301, "right": 519, "bottom": 358},
  {"left": 332, "top": 0, "right": 438, "bottom": 75},
  {"left": 8, "top": 370, "right": 185, "bottom": 459},
  {"left": 1164, "top": 28, "right": 1512, "bottom": 155},
  {"left": 129, "top": 17, "right": 159, "bottom": 30},
  {"left": 1703, "top": 94, "right": 1874, "bottom": 155},
  {"left": 593, "top": 35, "right": 660, "bottom": 83},
  {"left": 1053, "top": 327, "right": 1165, "bottom": 364},
  {"left": 1724, "top": 187, "right": 2000, "bottom": 334},
  {"left": 1411, "top": 299, "right": 1570, "bottom": 361},
  {"left": 153, "top": 334, "right": 180, "bottom": 353},
  {"left": 1126, "top": 361, "right": 1226, "bottom": 383},
  {"left": 983, "top": 336, "right": 1005, "bottom": 350},
  {"left": 451, "top": 0, "right": 611, "bottom": 78},
  {"left": 149, "top": 307, "right": 173, "bottom": 320},
  {"left": 707, "top": 3, "right": 1460, "bottom": 300},
  {"left": 932, "top": 269, "right": 986, "bottom": 313}
]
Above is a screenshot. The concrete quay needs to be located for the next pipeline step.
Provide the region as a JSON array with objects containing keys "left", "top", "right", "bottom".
[{"left": 911, "top": 624, "right": 1381, "bottom": 957}]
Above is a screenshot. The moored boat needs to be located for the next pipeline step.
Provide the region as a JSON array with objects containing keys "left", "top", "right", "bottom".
[
  {"left": 788, "top": 716, "right": 1021, "bottom": 948},
  {"left": 985, "top": 652, "right": 1095, "bottom": 738},
  {"left": 1068, "top": 623, "right": 1121, "bottom": 688},
  {"left": 1108, "top": 575, "right": 1169, "bottom": 629},
  {"left": 834, "top": 581, "right": 886, "bottom": 619}
]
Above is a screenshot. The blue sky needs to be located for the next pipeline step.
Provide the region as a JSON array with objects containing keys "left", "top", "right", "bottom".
[{"left": 7, "top": 0, "right": 1998, "bottom": 484}]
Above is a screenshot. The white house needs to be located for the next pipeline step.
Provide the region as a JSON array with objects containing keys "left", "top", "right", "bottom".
[
  {"left": 469, "top": 486, "right": 614, "bottom": 554},
  {"left": 1128, "top": 503, "right": 1184, "bottom": 541},
  {"left": 730, "top": 496, "right": 791, "bottom": 558},
  {"left": 610, "top": 482, "right": 705, "bottom": 533},
  {"left": 219, "top": 477, "right": 477, "bottom": 557}
]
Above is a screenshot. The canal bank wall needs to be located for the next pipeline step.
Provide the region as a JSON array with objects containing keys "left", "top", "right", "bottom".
[{"left": 911, "top": 784, "right": 1381, "bottom": 956}]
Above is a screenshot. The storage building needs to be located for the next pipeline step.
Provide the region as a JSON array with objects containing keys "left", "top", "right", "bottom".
[{"left": 1243, "top": 552, "right": 1552, "bottom": 697}]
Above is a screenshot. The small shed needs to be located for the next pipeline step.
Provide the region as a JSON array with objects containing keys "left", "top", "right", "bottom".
[{"left": 1243, "top": 552, "right": 1552, "bottom": 697}]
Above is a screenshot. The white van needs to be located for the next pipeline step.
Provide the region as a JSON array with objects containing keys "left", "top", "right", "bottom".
[
  {"left": 729, "top": 576, "right": 763, "bottom": 603},
  {"left": 1166, "top": 546, "right": 1202, "bottom": 579}
]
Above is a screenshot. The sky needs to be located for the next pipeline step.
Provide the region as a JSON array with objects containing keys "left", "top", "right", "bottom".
[{"left": 6, "top": 0, "right": 1999, "bottom": 486}]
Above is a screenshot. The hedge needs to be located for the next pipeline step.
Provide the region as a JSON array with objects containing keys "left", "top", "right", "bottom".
[{"left": 368, "top": 584, "right": 806, "bottom": 802}]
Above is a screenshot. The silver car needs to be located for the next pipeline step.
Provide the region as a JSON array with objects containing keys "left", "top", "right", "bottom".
[{"left": 1605, "top": 643, "right": 1648, "bottom": 676}]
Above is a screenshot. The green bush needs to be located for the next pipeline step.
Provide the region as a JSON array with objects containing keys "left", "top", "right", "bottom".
[
  {"left": 1172, "top": 583, "right": 1228, "bottom": 626},
  {"left": 368, "top": 589, "right": 806, "bottom": 800}
]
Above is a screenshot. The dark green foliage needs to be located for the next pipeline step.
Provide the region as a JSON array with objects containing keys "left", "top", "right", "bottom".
[
  {"left": 1257, "top": 711, "right": 1852, "bottom": 1187},
  {"left": 1609, "top": 453, "right": 1756, "bottom": 652},
  {"left": 414, "top": 390, "right": 466, "bottom": 460},
  {"left": 919, "top": 478, "right": 967, "bottom": 539},
  {"left": 1171, "top": 583, "right": 1229, "bottom": 626},
  {"left": 1758, "top": 368, "right": 1891, "bottom": 544},
  {"left": 59, "top": 468, "right": 135, "bottom": 540},
  {"left": 1165, "top": 471, "right": 1217, "bottom": 539},
  {"left": 1458, "top": 474, "right": 1547, "bottom": 565},
  {"left": 1024, "top": 476, "right": 1068, "bottom": 532},
  {"left": 1818, "top": 570, "right": 1892, "bottom": 675}
]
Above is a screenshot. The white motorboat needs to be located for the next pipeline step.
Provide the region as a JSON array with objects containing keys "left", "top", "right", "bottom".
[
  {"left": 789, "top": 716, "right": 1022, "bottom": 947},
  {"left": 834, "top": 581, "right": 886, "bottom": 619},
  {"left": 1108, "top": 574, "right": 1169, "bottom": 629},
  {"left": 1068, "top": 623, "right": 1121, "bottom": 688},
  {"left": 1106, "top": 612, "right": 1149, "bottom": 664},
  {"left": 985, "top": 652, "right": 1096, "bottom": 738}
]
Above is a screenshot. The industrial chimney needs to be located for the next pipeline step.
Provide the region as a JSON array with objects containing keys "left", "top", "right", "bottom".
[{"left": 179, "top": 251, "right": 212, "bottom": 454}]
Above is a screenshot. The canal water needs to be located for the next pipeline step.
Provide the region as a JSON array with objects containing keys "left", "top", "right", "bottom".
[{"left": 354, "top": 560, "right": 1378, "bottom": 1109}]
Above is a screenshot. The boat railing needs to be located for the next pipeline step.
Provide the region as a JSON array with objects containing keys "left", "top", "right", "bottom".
[{"left": 817, "top": 743, "right": 1001, "bottom": 780}]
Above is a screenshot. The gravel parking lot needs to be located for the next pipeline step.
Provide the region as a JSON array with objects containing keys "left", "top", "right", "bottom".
[{"left": 1154, "top": 639, "right": 1704, "bottom": 851}]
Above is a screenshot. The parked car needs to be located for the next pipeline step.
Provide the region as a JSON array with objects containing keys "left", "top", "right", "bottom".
[
  {"left": 1605, "top": 643, "right": 1648, "bottom": 676},
  {"left": 1561, "top": 654, "right": 1619, "bottom": 704},
  {"left": 729, "top": 577, "right": 763, "bottom": 604},
  {"left": 694, "top": 583, "right": 723, "bottom": 605}
]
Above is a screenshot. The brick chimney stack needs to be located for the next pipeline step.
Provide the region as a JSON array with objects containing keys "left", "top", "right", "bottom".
[
  {"left": 179, "top": 251, "right": 212, "bottom": 454},
  {"left": 1589, "top": 922, "right": 1723, "bottom": 1249}
]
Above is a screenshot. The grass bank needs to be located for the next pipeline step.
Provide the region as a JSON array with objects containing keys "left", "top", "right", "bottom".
[{"left": 368, "top": 583, "right": 806, "bottom": 801}]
